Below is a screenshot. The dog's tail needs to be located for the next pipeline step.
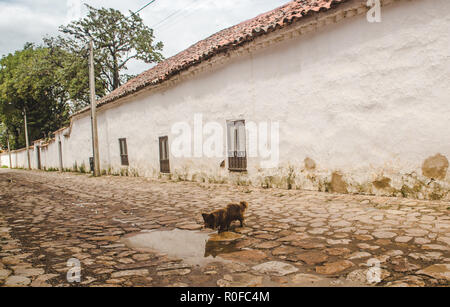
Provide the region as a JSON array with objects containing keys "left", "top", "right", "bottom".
[{"left": 240, "top": 201, "right": 249, "bottom": 210}]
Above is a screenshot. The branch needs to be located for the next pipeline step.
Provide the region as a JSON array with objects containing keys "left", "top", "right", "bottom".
[
  {"left": 99, "top": 65, "right": 113, "bottom": 90},
  {"left": 118, "top": 54, "right": 138, "bottom": 69}
]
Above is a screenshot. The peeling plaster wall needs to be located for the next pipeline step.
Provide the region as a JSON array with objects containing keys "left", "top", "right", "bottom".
[{"left": 1, "top": 0, "right": 449, "bottom": 199}]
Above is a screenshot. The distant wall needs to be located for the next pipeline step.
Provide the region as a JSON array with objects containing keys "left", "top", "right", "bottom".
[
  {"left": 1, "top": 153, "right": 10, "bottom": 167},
  {"left": 1, "top": 147, "right": 35, "bottom": 169}
]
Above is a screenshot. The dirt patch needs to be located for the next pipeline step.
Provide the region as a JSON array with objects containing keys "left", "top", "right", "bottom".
[
  {"left": 330, "top": 172, "right": 348, "bottom": 194},
  {"left": 373, "top": 177, "right": 392, "bottom": 190},
  {"left": 304, "top": 158, "right": 316, "bottom": 171},
  {"left": 422, "top": 154, "right": 449, "bottom": 180}
]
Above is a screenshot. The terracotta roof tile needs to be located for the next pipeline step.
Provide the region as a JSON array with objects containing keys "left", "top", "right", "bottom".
[{"left": 93, "top": 0, "right": 348, "bottom": 109}]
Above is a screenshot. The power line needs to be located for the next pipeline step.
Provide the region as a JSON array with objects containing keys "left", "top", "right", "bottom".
[
  {"left": 151, "top": 0, "right": 198, "bottom": 29},
  {"left": 151, "top": 7, "right": 189, "bottom": 28},
  {"left": 105, "top": 0, "right": 156, "bottom": 28},
  {"left": 132, "top": 0, "right": 158, "bottom": 16},
  {"left": 155, "top": 0, "right": 283, "bottom": 33},
  {"left": 155, "top": 0, "right": 212, "bottom": 32}
]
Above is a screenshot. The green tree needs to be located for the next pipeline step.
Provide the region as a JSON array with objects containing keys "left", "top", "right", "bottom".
[
  {"left": 48, "top": 4, "right": 164, "bottom": 97},
  {"left": 0, "top": 5, "right": 165, "bottom": 149},
  {"left": 0, "top": 44, "right": 71, "bottom": 149},
  {"left": 0, "top": 122, "right": 11, "bottom": 151},
  {"left": 44, "top": 37, "right": 106, "bottom": 111}
]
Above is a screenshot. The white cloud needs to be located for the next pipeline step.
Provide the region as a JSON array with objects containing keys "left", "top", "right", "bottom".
[{"left": 0, "top": 2, "right": 65, "bottom": 52}]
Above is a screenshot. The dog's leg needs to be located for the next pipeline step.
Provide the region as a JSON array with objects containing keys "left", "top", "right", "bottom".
[{"left": 239, "top": 218, "right": 244, "bottom": 227}]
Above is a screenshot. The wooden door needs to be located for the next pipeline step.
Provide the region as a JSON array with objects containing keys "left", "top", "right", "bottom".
[
  {"left": 159, "top": 136, "right": 170, "bottom": 173},
  {"left": 119, "top": 138, "right": 129, "bottom": 166}
]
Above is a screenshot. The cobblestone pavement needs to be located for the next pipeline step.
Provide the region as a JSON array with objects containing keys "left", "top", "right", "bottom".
[{"left": 0, "top": 169, "right": 449, "bottom": 287}]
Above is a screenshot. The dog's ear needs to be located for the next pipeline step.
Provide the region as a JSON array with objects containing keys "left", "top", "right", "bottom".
[{"left": 240, "top": 201, "right": 248, "bottom": 209}]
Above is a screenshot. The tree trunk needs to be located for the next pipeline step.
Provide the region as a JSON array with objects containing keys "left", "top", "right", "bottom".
[
  {"left": 23, "top": 108, "right": 31, "bottom": 170},
  {"left": 112, "top": 55, "right": 120, "bottom": 90},
  {"left": 7, "top": 131, "right": 12, "bottom": 169},
  {"left": 13, "top": 128, "right": 20, "bottom": 150}
]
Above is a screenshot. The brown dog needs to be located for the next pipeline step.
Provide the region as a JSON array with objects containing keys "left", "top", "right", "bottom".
[{"left": 202, "top": 201, "right": 248, "bottom": 233}]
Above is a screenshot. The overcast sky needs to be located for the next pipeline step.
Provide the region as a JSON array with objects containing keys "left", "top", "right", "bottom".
[{"left": 0, "top": 0, "right": 289, "bottom": 75}]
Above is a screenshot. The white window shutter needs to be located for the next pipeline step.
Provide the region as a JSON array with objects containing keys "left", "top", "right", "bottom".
[
  {"left": 227, "top": 121, "right": 236, "bottom": 157},
  {"left": 236, "top": 120, "right": 246, "bottom": 157}
]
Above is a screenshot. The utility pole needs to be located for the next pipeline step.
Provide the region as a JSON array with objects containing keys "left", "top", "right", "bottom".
[
  {"left": 89, "top": 39, "right": 101, "bottom": 177},
  {"left": 23, "top": 107, "right": 31, "bottom": 170},
  {"left": 6, "top": 130, "right": 12, "bottom": 169}
]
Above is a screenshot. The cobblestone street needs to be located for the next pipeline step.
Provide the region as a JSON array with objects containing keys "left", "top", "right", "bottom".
[{"left": 0, "top": 169, "right": 449, "bottom": 287}]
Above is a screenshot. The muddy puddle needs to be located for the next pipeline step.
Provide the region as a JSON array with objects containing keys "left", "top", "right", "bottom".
[
  {"left": 121, "top": 229, "right": 243, "bottom": 266},
  {"left": 121, "top": 230, "right": 367, "bottom": 287}
]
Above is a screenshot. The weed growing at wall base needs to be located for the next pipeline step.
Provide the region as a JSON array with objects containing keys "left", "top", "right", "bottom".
[
  {"left": 78, "top": 163, "right": 87, "bottom": 174},
  {"left": 45, "top": 167, "right": 59, "bottom": 172}
]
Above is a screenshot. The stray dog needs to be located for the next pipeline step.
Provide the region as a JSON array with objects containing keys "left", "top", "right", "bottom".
[{"left": 202, "top": 201, "right": 248, "bottom": 233}]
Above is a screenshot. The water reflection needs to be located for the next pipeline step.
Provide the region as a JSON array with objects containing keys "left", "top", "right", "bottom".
[
  {"left": 204, "top": 240, "right": 240, "bottom": 258},
  {"left": 121, "top": 229, "right": 242, "bottom": 266}
]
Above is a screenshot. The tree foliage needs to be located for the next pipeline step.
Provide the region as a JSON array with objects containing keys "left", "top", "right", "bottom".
[
  {"left": 0, "top": 44, "right": 71, "bottom": 150},
  {"left": 49, "top": 4, "right": 164, "bottom": 94},
  {"left": 0, "top": 5, "right": 164, "bottom": 150},
  {"left": 44, "top": 37, "right": 106, "bottom": 110}
]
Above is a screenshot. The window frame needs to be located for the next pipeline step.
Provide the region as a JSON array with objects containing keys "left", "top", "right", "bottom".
[
  {"left": 119, "top": 138, "right": 129, "bottom": 166},
  {"left": 226, "top": 119, "right": 247, "bottom": 172},
  {"left": 159, "top": 136, "right": 170, "bottom": 173}
]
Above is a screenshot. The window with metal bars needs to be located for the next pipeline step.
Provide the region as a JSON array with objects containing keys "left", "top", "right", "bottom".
[
  {"left": 119, "top": 138, "right": 129, "bottom": 166},
  {"left": 227, "top": 120, "right": 247, "bottom": 172}
]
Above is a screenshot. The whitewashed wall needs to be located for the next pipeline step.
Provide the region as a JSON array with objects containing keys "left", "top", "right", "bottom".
[
  {"left": 1, "top": 148, "right": 35, "bottom": 169},
  {"left": 1, "top": 153, "right": 9, "bottom": 167},
  {"left": 1, "top": 0, "right": 449, "bottom": 199}
]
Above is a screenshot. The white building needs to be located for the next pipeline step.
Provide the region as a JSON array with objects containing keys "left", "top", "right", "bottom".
[{"left": 2, "top": 0, "right": 449, "bottom": 200}]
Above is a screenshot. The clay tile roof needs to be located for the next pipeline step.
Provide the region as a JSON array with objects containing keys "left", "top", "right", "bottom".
[{"left": 93, "top": 0, "right": 347, "bottom": 109}]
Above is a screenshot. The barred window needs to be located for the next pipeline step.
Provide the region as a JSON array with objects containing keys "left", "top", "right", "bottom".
[
  {"left": 119, "top": 138, "right": 129, "bottom": 166},
  {"left": 227, "top": 120, "right": 247, "bottom": 172}
]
